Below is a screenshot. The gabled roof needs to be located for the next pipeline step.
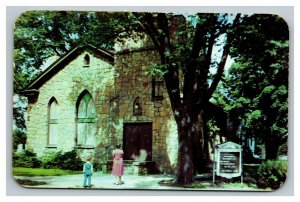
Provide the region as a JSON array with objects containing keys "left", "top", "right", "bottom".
[
  {"left": 23, "top": 44, "right": 114, "bottom": 91},
  {"left": 217, "top": 141, "right": 242, "bottom": 149}
]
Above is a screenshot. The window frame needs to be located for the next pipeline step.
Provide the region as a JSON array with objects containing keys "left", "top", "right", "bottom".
[
  {"left": 152, "top": 77, "right": 164, "bottom": 100},
  {"left": 75, "top": 90, "right": 96, "bottom": 149},
  {"left": 47, "top": 97, "right": 58, "bottom": 148},
  {"left": 83, "top": 54, "right": 90, "bottom": 68}
]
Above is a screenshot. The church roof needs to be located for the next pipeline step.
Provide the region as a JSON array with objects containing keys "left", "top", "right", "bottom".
[{"left": 23, "top": 44, "right": 114, "bottom": 91}]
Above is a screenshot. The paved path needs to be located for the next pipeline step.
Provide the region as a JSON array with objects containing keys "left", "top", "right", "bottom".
[
  {"left": 13, "top": 172, "right": 263, "bottom": 191},
  {"left": 14, "top": 172, "right": 182, "bottom": 190}
]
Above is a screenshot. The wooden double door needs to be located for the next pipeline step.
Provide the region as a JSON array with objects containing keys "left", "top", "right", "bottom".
[{"left": 123, "top": 122, "right": 152, "bottom": 161}]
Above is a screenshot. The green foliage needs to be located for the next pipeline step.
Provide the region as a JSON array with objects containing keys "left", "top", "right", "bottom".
[
  {"left": 41, "top": 150, "right": 84, "bottom": 171},
  {"left": 14, "top": 11, "right": 141, "bottom": 94},
  {"left": 150, "top": 63, "right": 168, "bottom": 76},
  {"left": 277, "top": 142, "right": 288, "bottom": 156},
  {"left": 219, "top": 14, "right": 289, "bottom": 159},
  {"left": 207, "top": 119, "right": 220, "bottom": 134},
  {"left": 13, "top": 150, "right": 41, "bottom": 168},
  {"left": 256, "top": 160, "right": 288, "bottom": 190},
  {"left": 13, "top": 149, "right": 84, "bottom": 171},
  {"left": 12, "top": 130, "right": 27, "bottom": 150},
  {"left": 39, "top": 150, "right": 63, "bottom": 169},
  {"left": 13, "top": 95, "right": 27, "bottom": 130}
]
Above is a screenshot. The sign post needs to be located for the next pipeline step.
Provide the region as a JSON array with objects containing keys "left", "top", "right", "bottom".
[{"left": 213, "top": 141, "right": 243, "bottom": 184}]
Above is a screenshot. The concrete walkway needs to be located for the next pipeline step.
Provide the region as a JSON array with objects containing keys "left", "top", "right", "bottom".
[
  {"left": 13, "top": 172, "right": 263, "bottom": 191},
  {"left": 14, "top": 172, "right": 182, "bottom": 190}
]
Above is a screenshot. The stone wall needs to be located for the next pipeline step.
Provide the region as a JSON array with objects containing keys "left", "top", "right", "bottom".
[
  {"left": 27, "top": 50, "right": 116, "bottom": 166},
  {"left": 113, "top": 49, "right": 178, "bottom": 173}
]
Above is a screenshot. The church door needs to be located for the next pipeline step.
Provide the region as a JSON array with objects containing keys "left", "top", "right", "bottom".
[{"left": 123, "top": 123, "right": 152, "bottom": 161}]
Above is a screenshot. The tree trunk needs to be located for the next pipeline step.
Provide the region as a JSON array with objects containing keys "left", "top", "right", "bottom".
[
  {"left": 194, "top": 109, "right": 211, "bottom": 173},
  {"left": 175, "top": 116, "right": 195, "bottom": 185}
]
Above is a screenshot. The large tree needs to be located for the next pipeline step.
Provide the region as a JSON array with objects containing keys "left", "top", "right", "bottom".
[
  {"left": 224, "top": 14, "right": 289, "bottom": 160},
  {"left": 133, "top": 13, "right": 241, "bottom": 184}
]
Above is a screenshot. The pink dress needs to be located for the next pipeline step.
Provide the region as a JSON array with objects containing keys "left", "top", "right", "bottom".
[{"left": 112, "top": 149, "right": 124, "bottom": 176}]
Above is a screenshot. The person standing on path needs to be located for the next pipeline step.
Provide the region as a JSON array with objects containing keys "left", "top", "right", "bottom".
[
  {"left": 112, "top": 144, "right": 124, "bottom": 185},
  {"left": 83, "top": 156, "right": 93, "bottom": 188}
]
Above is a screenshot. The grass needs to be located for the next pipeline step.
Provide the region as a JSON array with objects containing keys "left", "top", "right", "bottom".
[{"left": 12, "top": 167, "right": 82, "bottom": 176}]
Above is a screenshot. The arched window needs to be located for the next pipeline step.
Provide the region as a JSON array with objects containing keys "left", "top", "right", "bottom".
[
  {"left": 76, "top": 90, "right": 96, "bottom": 147},
  {"left": 48, "top": 97, "right": 58, "bottom": 146},
  {"left": 83, "top": 54, "right": 90, "bottom": 67},
  {"left": 133, "top": 97, "right": 142, "bottom": 116}
]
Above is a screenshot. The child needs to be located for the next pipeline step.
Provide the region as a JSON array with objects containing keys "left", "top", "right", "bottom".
[{"left": 83, "top": 156, "right": 93, "bottom": 188}]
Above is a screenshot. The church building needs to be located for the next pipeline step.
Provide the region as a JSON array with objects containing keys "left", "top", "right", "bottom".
[{"left": 22, "top": 42, "right": 179, "bottom": 173}]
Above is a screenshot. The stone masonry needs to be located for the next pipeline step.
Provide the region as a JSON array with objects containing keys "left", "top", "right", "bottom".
[{"left": 25, "top": 45, "right": 178, "bottom": 174}]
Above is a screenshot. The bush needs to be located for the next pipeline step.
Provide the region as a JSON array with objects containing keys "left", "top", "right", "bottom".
[
  {"left": 13, "top": 150, "right": 41, "bottom": 168},
  {"left": 39, "top": 151, "right": 63, "bottom": 169},
  {"left": 41, "top": 150, "right": 84, "bottom": 171},
  {"left": 13, "top": 130, "right": 26, "bottom": 150},
  {"left": 13, "top": 149, "right": 84, "bottom": 171},
  {"left": 256, "top": 160, "right": 287, "bottom": 190}
]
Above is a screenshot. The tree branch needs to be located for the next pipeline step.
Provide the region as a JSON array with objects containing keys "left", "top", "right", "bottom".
[
  {"left": 133, "top": 12, "right": 181, "bottom": 114},
  {"left": 192, "top": 14, "right": 218, "bottom": 109},
  {"left": 207, "top": 13, "right": 241, "bottom": 100},
  {"left": 132, "top": 13, "right": 162, "bottom": 52},
  {"left": 182, "top": 17, "right": 205, "bottom": 105}
]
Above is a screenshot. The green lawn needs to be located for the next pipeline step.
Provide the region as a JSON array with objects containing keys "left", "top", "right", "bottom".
[{"left": 12, "top": 167, "right": 82, "bottom": 176}]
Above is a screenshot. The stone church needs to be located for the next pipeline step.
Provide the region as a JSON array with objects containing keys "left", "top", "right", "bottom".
[{"left": 23, "top": 41, "right": 179, "bottom": 173}]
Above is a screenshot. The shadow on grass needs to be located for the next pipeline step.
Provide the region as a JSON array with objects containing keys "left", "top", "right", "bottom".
[{"left": 15, "top": 179, "right": 47, "bottom": 186}]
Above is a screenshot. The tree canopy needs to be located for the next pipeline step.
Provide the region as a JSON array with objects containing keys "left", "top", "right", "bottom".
[
  {"left": 211, "top": 14, "right": 289, "bottom": 160},
  {"left": 14, "top": 11, "right": 139, "bottom": 92}
]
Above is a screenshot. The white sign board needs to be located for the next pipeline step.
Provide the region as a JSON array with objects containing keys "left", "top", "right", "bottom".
[{"left": 215, "top": 141, "right": 242, "bottom": 179}]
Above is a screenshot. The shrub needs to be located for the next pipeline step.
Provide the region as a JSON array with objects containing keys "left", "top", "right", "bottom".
[
  {"left": 13, "top": 150, "right": 41, "bottom": 168},
  {"left": 13, "top": 130, "right": 26, "bottom": 151},
  {"left": 256, "top": 160, "right": 288, "bottom": 190},
  {"left": 41, "top": 150, "right": 84, "bottom": 171},
  {"left": 39, "top": 151, "right": 63, "bottom": 169}
]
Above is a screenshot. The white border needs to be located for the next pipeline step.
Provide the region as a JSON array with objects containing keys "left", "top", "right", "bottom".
[{"left": 2, "top": 1, "right": 297, "bottom": 201}]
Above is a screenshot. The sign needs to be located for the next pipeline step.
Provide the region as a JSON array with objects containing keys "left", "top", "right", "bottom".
[
  {"left": 215, "top": 141, "right": 242, "bottom": 179},
  {"left": 219, "top": 152, "right": 240, "bottom": 174}
]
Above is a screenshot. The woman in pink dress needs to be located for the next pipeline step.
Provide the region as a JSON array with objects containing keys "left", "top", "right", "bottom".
[{"left": 112, "top": 144, "right": 124, "bottom": 185}]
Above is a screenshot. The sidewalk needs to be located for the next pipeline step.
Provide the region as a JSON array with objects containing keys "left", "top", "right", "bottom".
[
  {"left": 13, "top": 172, "right": 264, "bottom": 191},
  {"left": 14, "top": 172, "right": 181, "bottom": 190}
]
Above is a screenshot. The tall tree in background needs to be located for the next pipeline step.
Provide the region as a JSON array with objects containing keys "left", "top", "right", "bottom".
[
  {"left": 218, "top": 14, "right": 289, "bottom": 160},
  {"left": 134, "top": 13, "right": 241, "bottom": 184}
]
